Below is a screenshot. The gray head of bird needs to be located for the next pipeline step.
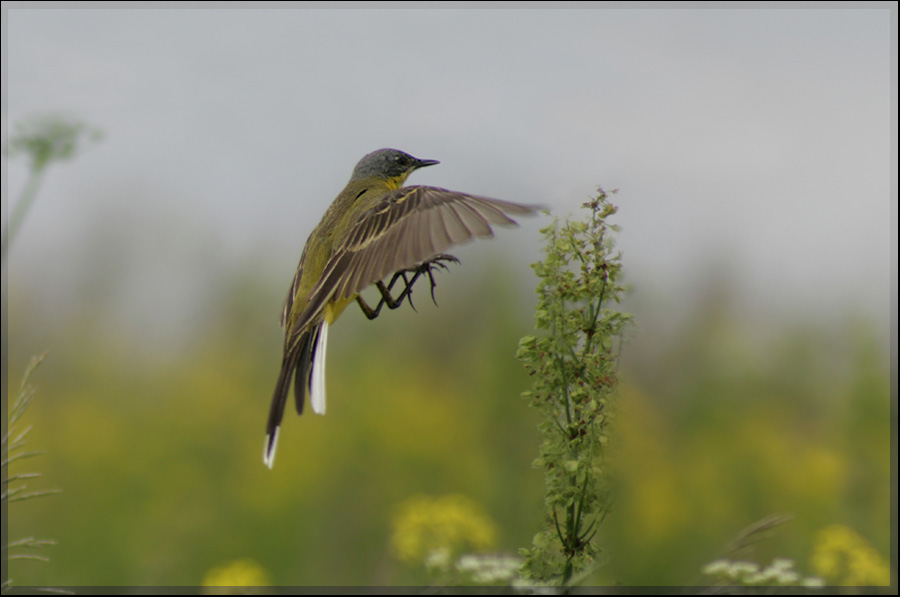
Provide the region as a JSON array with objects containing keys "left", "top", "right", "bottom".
[{"left": 350, "top": 148, "right": 440, "bottom": 183}]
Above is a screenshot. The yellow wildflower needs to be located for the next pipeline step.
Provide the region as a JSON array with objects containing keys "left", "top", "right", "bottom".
[
  {"left": 201, "top": 558, "right": 270, "bottom": 594},
  {"left": 391, "top": 494, "right": 498, "bottom": 565},
  {"left": 811, "top": 524, "right": 890, "bottom": 586}
]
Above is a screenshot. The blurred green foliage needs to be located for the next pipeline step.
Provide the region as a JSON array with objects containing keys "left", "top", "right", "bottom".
[
  {"left": 6, "top": 262, "right": 542, "bottom": 587},
  {"left": 598, "top": 293, "right": 893, "bottom": 586},
  {"left": 3, "top": 113, "right": 103, "bottom": 262},
  {"left": 5, "top": 113, "right": 103, "bottom": 172},
  {"left": 6, "top": 251, "right": 892, "bottom": 587}
]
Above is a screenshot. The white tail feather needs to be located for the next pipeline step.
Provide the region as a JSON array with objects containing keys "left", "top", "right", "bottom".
[
  {"left": 263, "top": 427, "right": 279, "bottom": 469},
  {"left": 311, "top": 320, "right": 329, "bottom": 415}
]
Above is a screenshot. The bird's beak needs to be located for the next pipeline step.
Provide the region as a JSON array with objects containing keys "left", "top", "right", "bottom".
[{"left": 414, "top": 158, "right": 440, "bottom": 170}]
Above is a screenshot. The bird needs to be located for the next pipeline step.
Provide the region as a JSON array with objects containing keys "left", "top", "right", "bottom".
[{"left": 264, "top": 148, "right": 540, "bottom": 468}]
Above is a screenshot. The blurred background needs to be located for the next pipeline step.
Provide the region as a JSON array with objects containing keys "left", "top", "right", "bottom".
[{"left": 3, "top": 5, "right": 895, "bottom": 588}]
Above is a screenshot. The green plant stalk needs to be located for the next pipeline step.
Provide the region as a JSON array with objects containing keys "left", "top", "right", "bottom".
[
  {"left": 517, "top": 189, "right": 631, "bottom": 586},
  {"left": 2, "top": 164, "right": 46, "bottom": 262}
]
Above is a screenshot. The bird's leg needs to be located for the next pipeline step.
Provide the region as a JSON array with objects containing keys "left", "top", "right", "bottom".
[
  {"left": 356, "top": 271, "right": 411, "bottom": 320},
  {"left": 355, "top": 254, "right": 459, "bottom": 320}
]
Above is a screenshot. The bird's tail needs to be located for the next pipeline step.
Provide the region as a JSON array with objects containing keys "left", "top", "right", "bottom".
[{"left": 264, "top": 320, "right": 329, "bottom": 469}]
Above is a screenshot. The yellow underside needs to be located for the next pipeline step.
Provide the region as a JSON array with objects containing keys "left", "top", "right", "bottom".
[{"left": 324, "top": 296, "right": 356, "bottom": 324}]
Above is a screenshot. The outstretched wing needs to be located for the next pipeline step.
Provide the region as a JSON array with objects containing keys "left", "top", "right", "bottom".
[{"left": 287, "top": 185, "right": 540, "bottom": 337}]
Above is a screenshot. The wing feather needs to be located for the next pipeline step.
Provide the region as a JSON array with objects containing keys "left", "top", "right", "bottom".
[
  {"left": 426, "top": 205, "right": 452, "bottom": 251},
  {"left": 288, "top": 186, "right": 540, "bottom": 335},
  {"left": 450, "top": 200, "right": 495, "bottom": 238},
  {"left": 281, "top": 245, "right": 309, "bottom": 328},
  {"left": 437, "top": 201, "right": 472, "bottom": 245}
]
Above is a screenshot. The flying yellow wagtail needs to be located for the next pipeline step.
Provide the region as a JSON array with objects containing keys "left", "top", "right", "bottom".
[{"left": 265, "top": 148, "right": 539, "bottom": 468}]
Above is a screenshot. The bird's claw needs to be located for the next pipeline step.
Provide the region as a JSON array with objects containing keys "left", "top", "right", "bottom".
[
  {"left": 396, "top": 254, "right": 460, "bottom": 309},
  {"left": 403, "top": 271, "right": 417, "bottom": 312},
  {"left": 416, "top": 254, "right": 459, "bottom": 306}
]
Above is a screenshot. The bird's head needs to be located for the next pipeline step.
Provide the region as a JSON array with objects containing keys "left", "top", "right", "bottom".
[{"left": 350, "top": 148, "right": 439, "bottom": 188}]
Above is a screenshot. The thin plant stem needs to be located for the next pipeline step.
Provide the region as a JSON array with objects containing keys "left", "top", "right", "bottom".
[{"left": 2, "top": 165, "right": 47, "bottom": 262}]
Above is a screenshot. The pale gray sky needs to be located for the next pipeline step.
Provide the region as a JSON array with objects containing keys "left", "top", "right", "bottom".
[{"left": 3, "top": 4, "right": 896, "bottom": 340}]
